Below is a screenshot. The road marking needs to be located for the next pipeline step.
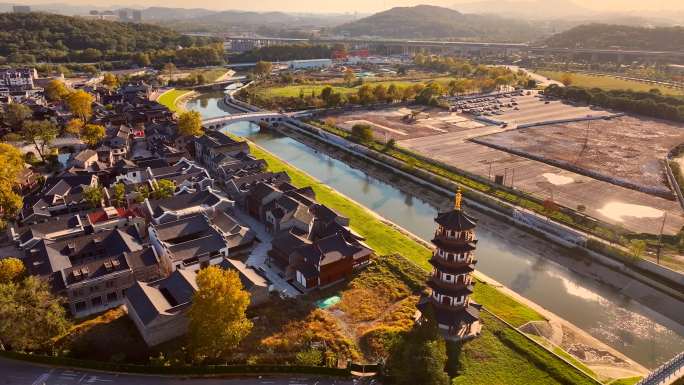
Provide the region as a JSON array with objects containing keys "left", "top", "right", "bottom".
[
  {"left": 78, "top": 373, "right": 88, "bottom": 383},
  {"left": 31, "top": 370, "right": 53, "bottom": 385}
]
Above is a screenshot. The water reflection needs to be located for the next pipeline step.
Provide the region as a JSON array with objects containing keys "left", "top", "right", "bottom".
[{"left": 187, "top": 92, "right": 684, "bottom": 367}]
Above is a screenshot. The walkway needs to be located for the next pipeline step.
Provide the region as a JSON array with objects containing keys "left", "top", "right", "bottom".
[{"left": 231, "top": 209, "right": 302, "bottom": 298}]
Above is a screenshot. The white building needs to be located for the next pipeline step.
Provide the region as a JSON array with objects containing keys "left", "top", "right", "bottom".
[{"left": 288, "top": 59, "right": 333, "bottom": 70}]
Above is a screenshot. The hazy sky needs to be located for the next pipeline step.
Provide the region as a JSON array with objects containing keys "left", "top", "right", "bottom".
[{"left": 15, "top": 0, "right": 684, "bottom": 13}]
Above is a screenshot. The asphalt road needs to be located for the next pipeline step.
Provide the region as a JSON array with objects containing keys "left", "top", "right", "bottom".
[{"left": 0, "top": 357, "right": 360, "bottom": 385}]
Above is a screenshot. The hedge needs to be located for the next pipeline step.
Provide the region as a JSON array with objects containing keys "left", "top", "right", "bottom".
[{"left": 0, "top": 350, "right": 351, "bottom": 377}]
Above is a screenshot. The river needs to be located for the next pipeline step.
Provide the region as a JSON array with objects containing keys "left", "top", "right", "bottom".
[{"left": 187, "top": 91, "right": 684, "bottom": 368}]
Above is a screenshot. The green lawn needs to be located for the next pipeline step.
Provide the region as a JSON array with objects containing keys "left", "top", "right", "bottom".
[
  {"left": 255, "top": 78, "right": 454, "bottom": 99},
  {"left": 538, "top": 70, "right": 684, "bottom": 95},
  {"left": 608, "top": 377, "right": 643, "bottom": 385},
  {"left": 451, "top": 312, "right": 600, "bottom": 385},
  {"left": 157, "top": 88, "right": 192, "bottom": 112}
]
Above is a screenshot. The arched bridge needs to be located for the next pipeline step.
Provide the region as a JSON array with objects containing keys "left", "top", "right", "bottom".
[{"left": 202, "top": 112, "right": 289, "bottom": 130}]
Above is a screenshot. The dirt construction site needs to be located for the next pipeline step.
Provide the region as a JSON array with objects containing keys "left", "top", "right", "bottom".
[{"left": 322, "top": 96, "right": 684, "bottom": 235}]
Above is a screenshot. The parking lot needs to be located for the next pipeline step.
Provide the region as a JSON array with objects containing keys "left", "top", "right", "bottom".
[{"left": 452, "top": 91, "right": 615, "bottom": 127}]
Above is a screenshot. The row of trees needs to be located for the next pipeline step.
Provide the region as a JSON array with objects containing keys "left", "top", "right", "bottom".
[{"left": 544, "top": 84, "right": 684, "bottom": 122}]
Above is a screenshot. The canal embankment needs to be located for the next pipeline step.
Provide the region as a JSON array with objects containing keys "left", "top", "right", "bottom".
[{"left": 189, "top": 91, "right": 684, "bottom": 369}]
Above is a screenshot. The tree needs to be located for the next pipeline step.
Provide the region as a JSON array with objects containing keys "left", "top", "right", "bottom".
[
  {"left": 386, "top": 310, "right": 449, "bottom": 385},
  {"left": 344, "top": 68, "right": 355, "bottom": 87},
  {"left": 134, "top": 52, "right": 151, "bottom": 67},
  {"left": 177, "top": 110, "right": 203, "bottom": 137},
  {"left": 0, "top": 143, "right": 24, "bottom": 221},
  {"left": 351, "top": 124, "right": 374, "bottom": 143},
  {"left": 2, "top": 103, "right": 32, "bottom": 129},
  {"left": 64, "top": 118, "right": 83, "bottom": 136},
  {"left": 357, "top": 84, "right": 375, "bottom": 105},
  {"left": 81, "top": 124, "right": 105, "bottom": 147},
  {"left": 188, "top": 266, "right": 252, "bottom": 362},
  {"left": 134, "top": 185, "right": 150, "bottom": 203},
  {"left": 320, "top": 86, "right": 333, "bottom": 103},
  {"left": 111, "top": 182, "right": 126, "bottom": 207},
  {"left": 152, "top": 179, "right": 175, "bottom": 199},
  {"left": 66, "top": 90, "right": 94, "bottom": 123},
  {"left": 0, "top": 258, "right": 25, "bottom": 284},
  {"left": 102, "top": 73, "right": 118, "bottom": 89},
  {"left": 162, "top": 62, "right": 177, "bottom": 75},
  {"left": 629, "top": 239, "right": 646, "bottom": 259},
  {"left": 0, "top": 276, "right": 70, "bottom": 351},
  {"left": 387, "top": 84, "right": 401, "bottom": 102},
  {"left": 83, "top": 185, "right": 103, "bottom": 208},
  {"left": 22, "top": 120, "right": 57, "bottom": 161},
  {"left": 45, "top": 79, "right": 70, "bottom": 102},
  {"left": 254, "top": 61, "right": 273, "bottom": 78},
  {"left": 373, "top": 84, "right": 388, "bottom": 103},
  {"left": 561, "top": 73, "right": 574, "bottom": 86}
]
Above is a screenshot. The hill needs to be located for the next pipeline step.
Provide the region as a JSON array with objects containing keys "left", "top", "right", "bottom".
[
  {"left": 542, "top": 24, "right": 684, "bottom": 51},
  {"left": 330, "top": 5, "right": 542, "bottom": 42},
  {"left": 0, "top": 12, "right": 217, "bottom": 64},
  {"left": 161, "top": 10, "right": 356, "bottom": 33}
]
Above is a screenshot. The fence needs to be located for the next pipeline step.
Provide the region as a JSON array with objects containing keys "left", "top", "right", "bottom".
[{"left": 636, "top": 351, "right": 684, "bottom": 385}]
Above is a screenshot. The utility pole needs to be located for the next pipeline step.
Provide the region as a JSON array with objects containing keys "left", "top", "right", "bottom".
[
  {"left": 511, "top": 168, "right": 515, "bottom": 189},
  {"left": 656, "top": 211, "right": 668, "bottom": 265}
]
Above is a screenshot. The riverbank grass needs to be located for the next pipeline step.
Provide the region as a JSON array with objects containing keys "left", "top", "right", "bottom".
[{"left": 157, "top": 88, "right": 192, "bottom": 112}]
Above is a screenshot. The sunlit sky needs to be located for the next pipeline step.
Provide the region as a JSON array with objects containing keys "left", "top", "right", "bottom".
[{"left": 12, "top": 0, "right": 684, "bottom": 13}]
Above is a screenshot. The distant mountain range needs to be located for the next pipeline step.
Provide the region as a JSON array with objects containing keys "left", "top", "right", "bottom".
[{"left": 331, "top": 5, "right": 544, "bottom": 42}]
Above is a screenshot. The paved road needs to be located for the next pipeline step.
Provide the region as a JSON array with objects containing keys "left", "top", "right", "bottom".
[{"left": 0, "top": 357, "right": 358, "bottom": 385}]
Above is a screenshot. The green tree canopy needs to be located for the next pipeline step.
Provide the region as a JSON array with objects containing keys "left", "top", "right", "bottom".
[
  {"left": 2, "top": 103, "right": 33, "bottom": 129},
  {"left": 67, "top": 90, "right": 94, "bottom": 123},
  {"left": 351, "top": 124, "right": 374, "bottom": 143},
  {"left": 177, "top": 110, "right": 203, "bottom": 137},
  {"left": 22, "top": 120, "right": 58, "bottom": 161},
  {"left": 83, "top": 185, "right": 103, "bottom": 208},
  {"left": 81, "top": 124, "right": 105, "bottom": 147},
  {"left": 0, "top": 258, "right": 26, "bottom": 284},
  {"left": 45, "top": 79, "right": 71, "bottom": 102},
  {"left": 152, "top": 179, "right": 175, "bottom": 200},
  {"left": 0, "top": 276, "right": 70, "bottom": 351}
]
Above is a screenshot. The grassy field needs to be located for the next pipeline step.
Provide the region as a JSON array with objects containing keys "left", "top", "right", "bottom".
[
  {"left": 451, "top": 312, "right": 599, "bottom": 385},
  {"left": 157, "top": 88, "right": 192, "bottom": 112},
  {"left": 538, "top": 70, "right": 684, "bottom": 95},
  {"left": 255, "top": 77, "right": 454, "bottom": 99}
]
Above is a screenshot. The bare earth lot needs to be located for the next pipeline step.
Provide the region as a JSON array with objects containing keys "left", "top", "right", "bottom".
[
  {"left": 324, "top": 105, "right": 684, "bottom": 235},
  {"left": 475, "top": 116, "right": 684, "bottom": 191}
]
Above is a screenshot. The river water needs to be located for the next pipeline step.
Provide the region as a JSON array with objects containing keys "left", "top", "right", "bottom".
[{"left": 188, "top": 92, "right": 684, "bottom": 368}]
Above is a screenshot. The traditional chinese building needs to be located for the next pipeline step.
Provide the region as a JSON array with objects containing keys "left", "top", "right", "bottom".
[{"left": 417, "top": 189, "right": 482, "bottom": 341}]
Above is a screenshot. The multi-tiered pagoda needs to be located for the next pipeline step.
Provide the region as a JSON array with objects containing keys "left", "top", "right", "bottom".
[{"left": 417, "top": 189, "right": 482, "bottom": 341}]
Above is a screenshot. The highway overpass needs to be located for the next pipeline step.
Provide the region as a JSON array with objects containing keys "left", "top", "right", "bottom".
[{"left": 216, "top": 35, "right": 684, "bottom": 63}]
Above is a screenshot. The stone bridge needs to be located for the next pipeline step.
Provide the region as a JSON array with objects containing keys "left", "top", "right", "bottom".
[{"left": 202, "top": 112, "right": 289, "bottom": 129}]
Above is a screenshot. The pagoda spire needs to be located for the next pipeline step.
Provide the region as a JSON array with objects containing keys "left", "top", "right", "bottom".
[{"left": 454, "top": 188, "right": 462, "bottom": 210}]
